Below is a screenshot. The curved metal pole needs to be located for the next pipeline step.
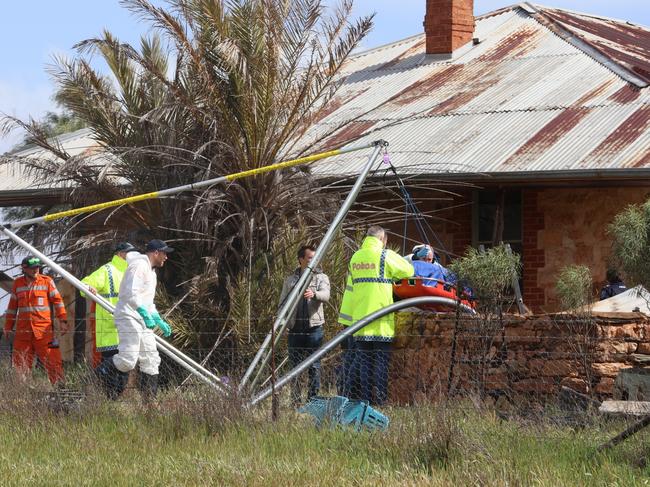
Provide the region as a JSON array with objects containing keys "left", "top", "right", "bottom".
[
  {"left": 0, "top": 225, "right": 226, "bottom": 392},
  {"left": 239, "top": 140, "right": 388, "bottom": 392},
  {"left": 249, "top": 296, "right": 475, "bottom": 406}
]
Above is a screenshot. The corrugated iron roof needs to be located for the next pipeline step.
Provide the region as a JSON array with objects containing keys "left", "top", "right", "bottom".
[
  {"left": 300, "top": 4, "right": 650, "bottom": 180},
  {"left": 1, "top": 128, "right": 98, "bottom": 190},
  {"left": 539, "top": 5, "right": 650, "bottom": 84},
  {"left": 0, "top": 128, "right": 121, "bottom": 204}
]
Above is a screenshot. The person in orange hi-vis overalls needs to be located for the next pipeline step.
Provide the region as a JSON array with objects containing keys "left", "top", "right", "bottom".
[{"left": 2, "top": 256, "right": 69, "bottom": 384}]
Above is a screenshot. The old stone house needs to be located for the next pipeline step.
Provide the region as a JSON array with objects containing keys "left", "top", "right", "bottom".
[{"left": 301, "top": 1, "right": 650, "bottom": 313}]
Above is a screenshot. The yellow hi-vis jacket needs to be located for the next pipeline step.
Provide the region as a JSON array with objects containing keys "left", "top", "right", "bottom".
[
  {"left": 338, "top": 274, "right": 354, "bottom": 326},
  {"left": 339, "top": 236, "right": 414, "bottom": 340},
  {"left": 81, "top": 255, "right": 127, "bottom": 352}
]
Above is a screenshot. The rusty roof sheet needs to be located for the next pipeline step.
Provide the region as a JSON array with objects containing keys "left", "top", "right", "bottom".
[
  {"left": 299, "top": 5, "right": 650, "bottom": 180},
  {"left": 540, "top": 5, "right": 650, "bottom": 84}
]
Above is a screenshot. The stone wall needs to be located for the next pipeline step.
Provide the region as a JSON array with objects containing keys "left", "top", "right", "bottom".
[
  {"left": 529, "top": 186, "right": 650, "bottom": 311},
  {"left": 388, "top": 310, "right": 650, "bottom": 404}
]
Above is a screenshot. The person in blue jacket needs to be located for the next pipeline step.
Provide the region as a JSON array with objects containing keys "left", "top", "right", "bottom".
[
  {"left": 600, "top": 268, "right": 627, "bottom": 300},
  {"left": 410, "top": 245, "right": 451, "bottom": 285}
]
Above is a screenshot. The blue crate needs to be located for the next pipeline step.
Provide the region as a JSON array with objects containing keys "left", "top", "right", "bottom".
[
  {"left": 341, "top": 400, "right": 390, "bottom": 432},
  {"left": 360, "top": 403, "right": 390, "bottom": 431},
  {"left": 339, "top": 399, "right": 366, "bottom": 429},
  {"left": 299, "top": 396, "right": 389, "bottom": 431},
  {"left": 298, "top": 395, "right": 348, "bottom": 427}
]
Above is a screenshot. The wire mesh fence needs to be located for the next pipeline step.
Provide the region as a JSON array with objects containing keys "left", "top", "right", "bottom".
[{"left": 1, "top": 306, "right": 648, "bottom": 427}]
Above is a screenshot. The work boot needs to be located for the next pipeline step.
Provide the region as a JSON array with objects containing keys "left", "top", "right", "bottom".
[
  {"left": 139, "top": 373, "right": 159, "bottom": 404},
  {"left": 95, "top": 359, "right": 128, "bottom": 400}
]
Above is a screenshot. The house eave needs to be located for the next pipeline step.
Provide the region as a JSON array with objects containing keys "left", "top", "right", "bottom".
[
  {"left": 316, "top": 168, "right": 650, "bottom": 188},
  {"left": 0, "top": 188, "right": 68, "bottom": 207}
]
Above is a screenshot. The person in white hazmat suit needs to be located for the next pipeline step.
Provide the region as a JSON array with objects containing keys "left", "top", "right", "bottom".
[{"left": 95, "top": 239, "right": 173, "bottom": 401}]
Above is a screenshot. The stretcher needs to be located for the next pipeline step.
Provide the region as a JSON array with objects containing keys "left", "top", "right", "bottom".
[{"left": 393, "top": 277, "right": 475, "bottom": 312}]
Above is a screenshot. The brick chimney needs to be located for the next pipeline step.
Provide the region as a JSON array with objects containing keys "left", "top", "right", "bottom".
[{"left": 424, "top": 0, "right": 475, "bottom": 55}]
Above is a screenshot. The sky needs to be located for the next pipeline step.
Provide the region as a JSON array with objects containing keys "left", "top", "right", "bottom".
[{"left": 1, "top": 0, "right": 648, "bottom": 153}]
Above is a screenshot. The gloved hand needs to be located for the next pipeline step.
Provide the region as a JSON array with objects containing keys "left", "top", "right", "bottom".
[
  {"left": 151, "top": 311, "right": 172, "bottom": 338},
  {"left": 136, "top": 306, "right": 156, "bottom": 329}
]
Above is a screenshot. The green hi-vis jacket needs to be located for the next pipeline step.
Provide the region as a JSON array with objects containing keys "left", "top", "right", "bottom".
[
  {"left": 81, "top": 255, "right": 128, "bottom": 351},
  {"left": 338, "top": 274, "right": 354, "bottom": 326},
  {"left": 338, "top": 236, "right": 414, "bottom": 340}
]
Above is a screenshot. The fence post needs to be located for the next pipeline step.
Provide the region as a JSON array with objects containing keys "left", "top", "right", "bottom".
[
  {"left": 271, "top": 321, "right": 279, "bottom": 421},
  {"left": 73, "top": 290, "right": 86, "bottom": 363}
]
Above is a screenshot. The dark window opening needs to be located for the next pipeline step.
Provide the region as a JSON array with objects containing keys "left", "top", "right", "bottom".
[{"left": 474, "top": 189, "right": 523, "bottom": 293}]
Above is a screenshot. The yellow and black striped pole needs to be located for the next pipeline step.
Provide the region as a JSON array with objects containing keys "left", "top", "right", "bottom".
[{"left": 6, "top": 143, "right": 374, "bottom": 229}]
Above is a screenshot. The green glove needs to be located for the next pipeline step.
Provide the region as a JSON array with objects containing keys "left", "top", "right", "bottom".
[
  {"left": 152, "top": 311, "right": 172, "bottom": 338},
  {"left": 137, "top": 306, "right": 156, "bottom": 329}
]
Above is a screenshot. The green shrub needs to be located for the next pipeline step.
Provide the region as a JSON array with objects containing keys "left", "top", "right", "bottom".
[
  {"left": 608, "top": 200, "right": 650, "bottom": 289},
  {"left": 555, "top": 265, "right": 593, "bottom": 311},
  {"left": 448, "top": 244, "right": 521, "bottom": 306}
]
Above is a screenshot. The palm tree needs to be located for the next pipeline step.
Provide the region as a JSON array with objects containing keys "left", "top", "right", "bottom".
[{"left": 1, "top": 0, "right": 373, "bottom": 358}]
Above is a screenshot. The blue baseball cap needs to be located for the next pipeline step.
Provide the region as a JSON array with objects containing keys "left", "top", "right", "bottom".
[{"left": 145, "top": 239, "right": 174, "bottom": 253}]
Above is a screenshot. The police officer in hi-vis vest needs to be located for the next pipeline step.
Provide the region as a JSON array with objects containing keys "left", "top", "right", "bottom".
[
  {"left": 339, "top": 226, "right": 414, "bottom": 405},
  {"left": 337, "top": 273, "right": 355, "bottom": 397}
]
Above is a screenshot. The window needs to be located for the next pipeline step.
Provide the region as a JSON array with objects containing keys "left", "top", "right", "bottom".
[
  {"left": 474, "top": 189, "right": 522, "bottom": 255},
  {"left": 473, "top": 189, "right": 523, "bottom": 294}
]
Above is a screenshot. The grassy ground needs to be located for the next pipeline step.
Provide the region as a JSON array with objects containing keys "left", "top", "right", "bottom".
[{"left": 0, "top": 378, "right": 649, "bottom": 487}]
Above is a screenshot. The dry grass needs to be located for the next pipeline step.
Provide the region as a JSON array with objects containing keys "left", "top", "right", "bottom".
[{"left": 0, "top": 364, "right": 648, "bottom": 486}]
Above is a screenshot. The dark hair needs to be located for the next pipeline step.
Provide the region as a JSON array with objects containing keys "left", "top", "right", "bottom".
[
  {"left": 297, "top": 245, "right": 316, "bottom": 260},
  {"left": 606, "top": 268, "right": 621, "bottom": 284}
]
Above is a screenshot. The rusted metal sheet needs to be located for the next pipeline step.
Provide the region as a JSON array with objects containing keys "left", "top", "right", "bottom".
[
  {"left": 427, "top": 77, "right": 499, "bottom": 116},
  {"left": 502, "top": 108, "right": 592, "bottom": 168},
  {"left": 582, "top": 106, "right": 650, "bottom": 168},
  {"left": 376, "top": 38, "right": 426, "bottom": 71},
  {"left": 387, "top": 64, "right": 464, "bottom": 108},
  {"left": 338, "top": 35, "right": 425, "bottom": 75},
  {"left": 319, "top": 120, "right": 378, "bottom": 149},
  {"left": 543, "top": 8, "right": 650, "bottom": 83},
  {"left": 310, "top": 86, "right": 370, "bottom": 125},
  {"left": 300, "top": 5, "right": 650, "bottom": 180},
  {"left": 609, "top": 85, "right": 642, "bottom": 104},
  {"left": 573, "top": 79, "right": 616, "bottom": 106},
  {"left": 478, "top": 25, "right": 543, "bottom": 61}
]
